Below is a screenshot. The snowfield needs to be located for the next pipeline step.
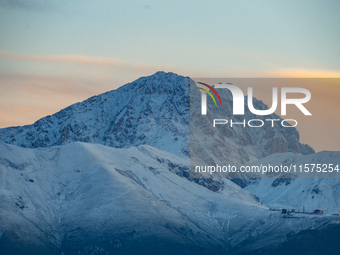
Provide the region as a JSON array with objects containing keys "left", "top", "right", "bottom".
[{"left": 1, "top": 142, "right": 339, "bottom": 254}]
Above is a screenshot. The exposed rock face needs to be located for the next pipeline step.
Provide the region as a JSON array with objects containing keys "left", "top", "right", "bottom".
[{"left": 300, "top": 143, "right": 316, "bottom": 155}]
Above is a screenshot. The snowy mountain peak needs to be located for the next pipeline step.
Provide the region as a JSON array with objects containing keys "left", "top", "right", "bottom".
[
  {"left": 0, "top": 72, "right": 313, "bottom": 163},
  {"left": 0, "top": 72, "right": 191, "bottom": 156}
]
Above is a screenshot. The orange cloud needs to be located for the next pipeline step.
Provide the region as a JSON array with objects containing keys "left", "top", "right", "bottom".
[{"left": 263, "top": 68, "right": 340, "bottom": 78}]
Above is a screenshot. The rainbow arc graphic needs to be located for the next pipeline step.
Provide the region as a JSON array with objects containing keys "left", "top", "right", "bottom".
[{"left": 197, "top": 82, "right": 223, "bottom": 106}]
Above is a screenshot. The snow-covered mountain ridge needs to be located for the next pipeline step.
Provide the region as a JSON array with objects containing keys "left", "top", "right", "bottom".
[{"left": 1, "top": 142, "right": 337, "bottom": 254}]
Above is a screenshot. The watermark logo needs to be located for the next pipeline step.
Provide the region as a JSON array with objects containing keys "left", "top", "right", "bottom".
[
  {"left": 196, "top": 82, "right": 223, "bottom": 113},
  {"left": 196, "top": 82, "right": 312, "bottom": 116}
]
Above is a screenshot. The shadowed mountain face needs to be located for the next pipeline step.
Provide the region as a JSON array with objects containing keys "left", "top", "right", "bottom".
[
  {"left": 264, "top": 224, "right": 340, "bottom": 255},
  {"left": 0, "top": 72, "right": 313, "bottom": 162}
]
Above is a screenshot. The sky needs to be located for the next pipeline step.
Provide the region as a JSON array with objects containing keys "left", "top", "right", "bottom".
[{"left": 0, "top": 0, "right": 339, "bottom": 151}]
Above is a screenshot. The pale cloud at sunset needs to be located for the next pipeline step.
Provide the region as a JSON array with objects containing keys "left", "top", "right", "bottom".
[{"left": 0, "top": 51, "right": 161, "bottom": 73}]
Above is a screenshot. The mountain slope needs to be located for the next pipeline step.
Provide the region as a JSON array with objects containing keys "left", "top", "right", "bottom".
[
  {"left": 243, "top": 151, "right": 340, "bottom": 214},
  {"left": 0, "top": 142, "right": 337, "bottom": 254}
]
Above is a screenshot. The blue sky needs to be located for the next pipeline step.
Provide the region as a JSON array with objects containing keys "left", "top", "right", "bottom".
[
  {"left": 0, "top": 0, "right": 340, "bottom": 150},
  {"left": 1, "top": 0, "right": 339, "bottom": 76}
]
